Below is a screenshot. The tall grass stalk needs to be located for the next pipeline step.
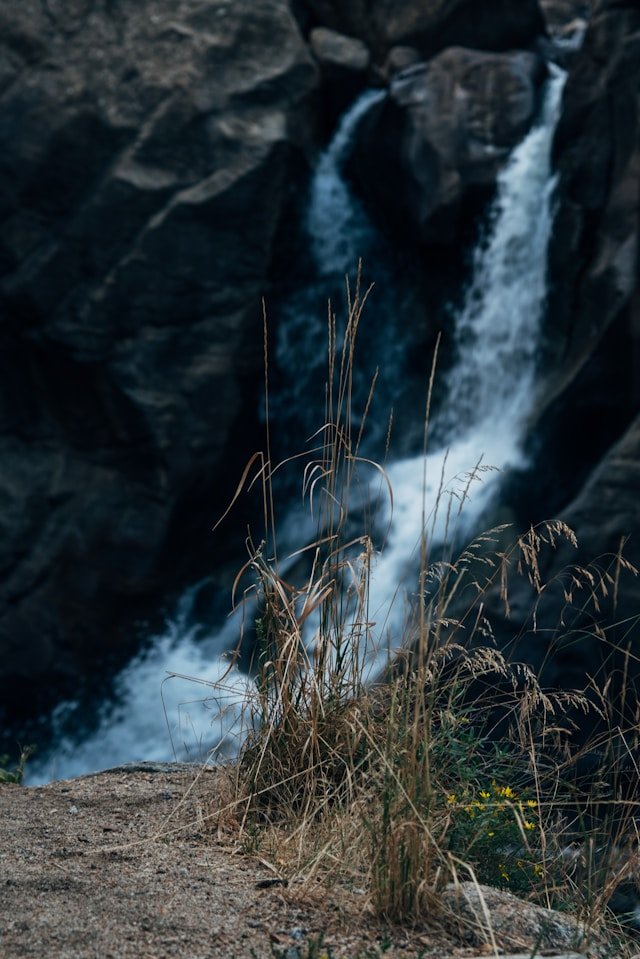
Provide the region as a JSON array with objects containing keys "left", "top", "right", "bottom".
[{"left": 213, "top": 275, "right": 640, "bottom": 943}]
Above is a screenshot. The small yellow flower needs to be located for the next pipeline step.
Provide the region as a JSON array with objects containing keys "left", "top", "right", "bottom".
[
  {"left": 479, "top": 790, "right": 491, "bottom": 800},
  {"left": 526, "top": 799, "right": 537, "bottom": 808},
  {"left": 447, "top": 793, "right": 456, "bottom": 805},
  {"left": 534, "top": 863, "right": 544, "bottom": 877},
  {"left": 501, "top": 786, "right": 515, "bottom": 799},
  {"left": 524, "top": 820, "right": 536, "bottom": 831},
  {"left": 487, "top": 831, "right": 495, "bottom": 837}
]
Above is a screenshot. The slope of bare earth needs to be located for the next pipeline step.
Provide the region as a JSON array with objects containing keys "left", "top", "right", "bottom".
[{"left": 0, "top": 763, "right": 620, "bottom": 959}]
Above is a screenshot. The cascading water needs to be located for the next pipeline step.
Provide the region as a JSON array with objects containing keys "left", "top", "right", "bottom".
[
  {"left": 270, "top": 87, "right": 406, "bottom": 454},
  {"left": 308, "top": 90, "right": 384, "bottom": 276},
  {"left": 25, "top": 66, "right": 566, "bottom": 784},
  {"left": 25, "top": 585, "right": 252, "bottom": 784},
  {"left": 366, "top": 66, "right": 568, "bottom": 650}
]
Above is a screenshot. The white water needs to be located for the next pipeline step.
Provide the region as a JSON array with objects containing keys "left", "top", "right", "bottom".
[
  {"left": 365, "top": 67, "right": 567, "bottom": 653},
  {"left": 271, "top": 87, "right": 405, "bottom": 446},
  {"left": 26, "top": 69, "right": 566, "bottom": 782},
  {"left": 307, "top": 89, "right": 384, "bottom": 275},
  {"left": 26, "top": 589, "right": 252, "bottom": 785}
]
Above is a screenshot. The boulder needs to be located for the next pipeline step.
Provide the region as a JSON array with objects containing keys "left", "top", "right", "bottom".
[
  {"left": 0, "top": 0, "right": 317, "bottom": 713},
  {"left": 298, "top": 0, "right": 546, "bottom": 61},
  {"left": 309, "top": 26, "right": 371, "bottom": 75},
  {"left": 350, "top": 47, "right": 546, "bottom": 244}
]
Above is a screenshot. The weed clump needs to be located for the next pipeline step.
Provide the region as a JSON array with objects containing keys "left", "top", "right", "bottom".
[{"left": 211, "top": 278, "right": 640, "bottom": 944}]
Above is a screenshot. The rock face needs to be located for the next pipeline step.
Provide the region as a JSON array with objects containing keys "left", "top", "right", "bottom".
[
  {"left": 0, "top": 0, "right": 317, "bottom": 711},
  {"left": 351, "top": 47, "right": 546, "bottom": 243},
  {"left": 519, "top": 0, "right": 640, "bottom": 522},
  {"left": 488, "top": 0, "right": 640, "bottom": 711},
  {"left": 546, "top": 0, "right": 640, "bottom": 373},
  {"left": 298, "top": 0, "right": 546, "bottom": 61}
]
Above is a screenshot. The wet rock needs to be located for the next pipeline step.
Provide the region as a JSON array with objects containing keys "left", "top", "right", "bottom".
[
  {"left": 0, "top": 0, "right": 317, "bottom": 712},
  {"left": 351, "top": 47, "right": 546, "bottom": 244}
]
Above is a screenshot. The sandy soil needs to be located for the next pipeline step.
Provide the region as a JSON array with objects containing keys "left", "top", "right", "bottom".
[{"left": 0, "top": 763, "right": 615, "bottom": 959}]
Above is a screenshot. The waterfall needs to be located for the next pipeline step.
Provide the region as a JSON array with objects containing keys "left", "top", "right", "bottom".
[
  {"left": 271, "top": 87, "right": 405, "bottom": 450},
  {"left": 365, "top": 66, "right": 567, "bottom": 652},
  {"left": 25, "top": 587, "right": 252, "bottom": 784},
  {"left": 307, "top": 89, "right": 384, "bottom": 275},
  {"left": 26, "top": 69, "right": 567, "bottom": 782}
]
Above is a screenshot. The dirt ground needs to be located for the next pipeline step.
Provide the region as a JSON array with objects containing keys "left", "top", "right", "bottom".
[{"left": 0, "top": 763, "right": 621, "bottom": 959}]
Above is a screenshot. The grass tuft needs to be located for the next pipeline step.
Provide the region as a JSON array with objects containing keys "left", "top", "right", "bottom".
[{"left": 210, "top": 273, "right": 640, "bottom": 951}]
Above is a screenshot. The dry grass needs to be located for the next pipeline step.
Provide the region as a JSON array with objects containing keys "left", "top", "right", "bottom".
[{"left": 207, "top": 275, "right": 640, "bottom": 954}]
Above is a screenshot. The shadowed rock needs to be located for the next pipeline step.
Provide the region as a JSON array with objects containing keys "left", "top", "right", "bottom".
[
  {"left": 0, "top": 0, "right": 317, "bottom": 711},
  {"left": 297, "top": 0, "right": 546, "bottom": 62},
  {"left": 351, "top": 47, "right": 546, "bottom": 244}
]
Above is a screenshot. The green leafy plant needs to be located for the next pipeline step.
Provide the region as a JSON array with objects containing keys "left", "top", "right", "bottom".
[
  {"left": 444, "top": 782, "right": 544, "bottom": 891},
  {"left": 0, "top": 745, "right": 36, "bottom": 785}
]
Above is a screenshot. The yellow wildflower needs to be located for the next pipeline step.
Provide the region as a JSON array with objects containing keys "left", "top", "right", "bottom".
[
  {"left": 479, "top": 790, "right": 491, "bottom": 800},
  {"left": 446, "top": 794, "right": 456, "bottom": 805},
  {"left": 524, "top": 820, "right": 536, "bottom": 831}
]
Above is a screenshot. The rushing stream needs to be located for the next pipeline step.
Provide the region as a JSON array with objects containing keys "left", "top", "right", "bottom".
[{"left": 26, "top": 66, "right": 567, "bottom": 784}]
